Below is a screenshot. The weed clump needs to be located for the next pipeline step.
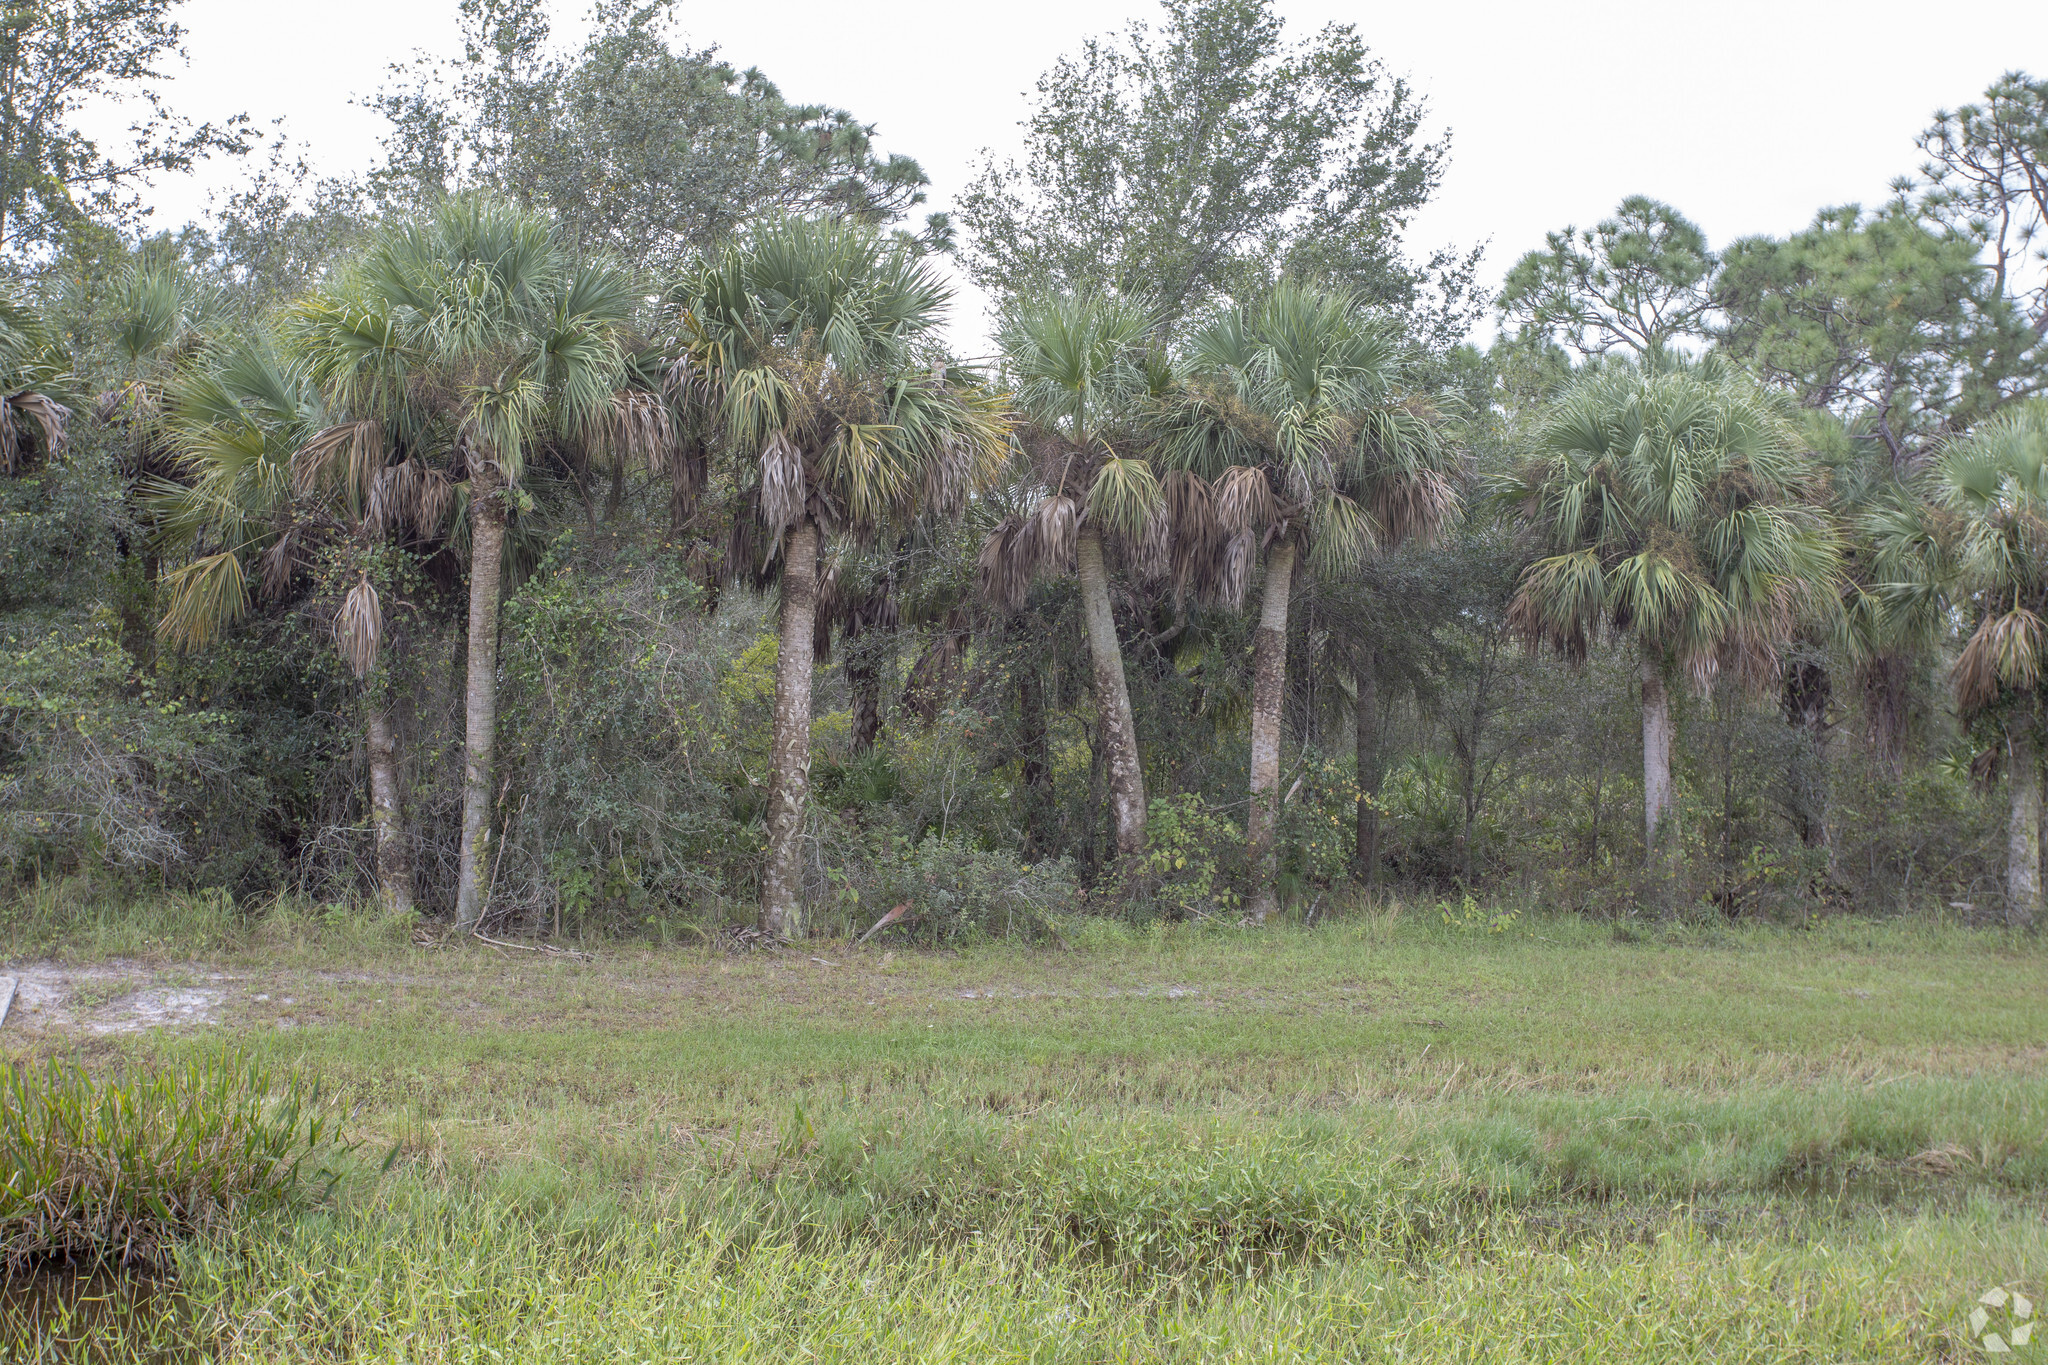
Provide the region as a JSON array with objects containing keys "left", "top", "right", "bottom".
[{"left": 0, "top": 1054, "right": 343, "bottom": 1269}]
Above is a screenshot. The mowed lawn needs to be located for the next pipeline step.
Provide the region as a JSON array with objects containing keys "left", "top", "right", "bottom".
[{"left": 7, "top": 910, "right": 2046, "bottom": 1362}]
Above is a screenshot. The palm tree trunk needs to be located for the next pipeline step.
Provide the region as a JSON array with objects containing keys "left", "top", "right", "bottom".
[
  {"left": 848, "top": 638, "right": 883, "bottom": 754},
  {"left": 2006, "top": 713, "right": 2042, "bottom": 928},
  {"left": 1353, "top": 650, "right": 1381, "bottom": 884},
  {"left": 366, "top": 703, "right": 413, "bottom": 915},
  {"left": 1018, "top": 662, "right": 1053, "bottom": 858},
  {"left": 761, "top": 517, "right": 820, "bottom": 937},
  {"left": 1245, "top": 537, "right": 1297, "bottom": 924},
  {"left": 454, "top": 470, "right": 506, "bottom": 932},
  {"left": 1076, "top": 523, "right": 1146, "bottom": 860},
  {"left": 1641, "top": 649, "right": 1676, "bottom": 871}
]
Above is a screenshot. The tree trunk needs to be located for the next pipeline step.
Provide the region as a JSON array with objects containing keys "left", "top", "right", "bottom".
[
  {"left": 1641, "top": 649, "right": 1676, "bottom": 871},
  {"left": 1353, "top": 650, "right": 1381, "bottom": 884},
  {"left": 2006, "top": 713, "right": 2041, "bottom": 928},
  {"left": 1018, "top": 662, "right": 1053, "bottom": 858},
  {"left": 1076, "top": 523, "right": 1146, "bottom": 860},
  {"left": 761, "top": 518, "right": 820, "bottom": 938},
  {"left": 848, "top": 639, "right": 884, "bottom": 754},
  {"left": 454, "top": 469, "right": 506, "bottom": 932},
  {"left": 366, "top": 703, "right": 413, "bottom": 915},
  {"left": 1245, "top": 536, "right": 1297, "bottom": 924}
]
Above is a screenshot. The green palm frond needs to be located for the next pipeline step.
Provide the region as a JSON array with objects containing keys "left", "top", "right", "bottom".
[
  {"left": 667, "top": 215, "right": 1008, "bottom": 549},
  {"left": 1084, "top": 455, "right": 1163, "bottom": 540},
  {"left": 156, "top": 552, "right": 251, "bottom": 653},
  {"left": 1152, "top": 281, "right": 1455, "bottom": 585},
  {"left": 1509, "top": 360, "right": 1838, "bottom": 689}
]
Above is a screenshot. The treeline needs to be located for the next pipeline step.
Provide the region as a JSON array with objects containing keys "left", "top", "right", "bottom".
[{"left": 2, "top": 0, "right": 2046, "bottom": 936}]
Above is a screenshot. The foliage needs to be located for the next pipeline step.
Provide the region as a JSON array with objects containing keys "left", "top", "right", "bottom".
[
  {"left": 957, "top": 0, "right": 1480, "bottom": 344},
  {"left": 0, "top": 0, "right": 253, "bottom": 263},
  {"left": 1105, "top": 792, "right": 1242, "bottom": 919},
  {"left": 0, "top": 607, "right": 270, "bottom": 883},
  {"left": 0, "top": 1053, "right": 341, "bottom": 1269},
  {"left": 1717, "top": 204, "right": 2034, "bottom": 460},
  {"left": 370, "top": 0, "right": 944, "bottom": 272},
  {"left": 1498, "top": 196, "right": 1717, "bottom": 358},
  {"left": 1501, "top": 357, "right": 1840, "bottom": 690},
  {"left": 846, "top": 834, "right": 1080, "bottom": 944}
]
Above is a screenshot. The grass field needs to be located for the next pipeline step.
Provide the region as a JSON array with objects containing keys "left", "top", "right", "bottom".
[{"left": 3, "top": 898, "right": 2044, "bottom": 1361}]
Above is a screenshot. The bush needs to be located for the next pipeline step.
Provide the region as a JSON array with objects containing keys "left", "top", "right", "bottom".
[
  {"left": 848, "top": 836, "right": 1080, "bottom": 945},
  {"left": 0, "top": 1053, "right": 344, "bottom": 1269},
  {"left": 1103, "top": 793, "right": 1242, "bottom": 921}
]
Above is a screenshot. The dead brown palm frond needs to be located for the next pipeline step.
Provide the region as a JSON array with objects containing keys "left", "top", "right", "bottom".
[
  {"left": 1716, "top": 579, "right": 1799, "bottom": 694},
  {"left": 294, "top": 420, "right": 384, "bottom": 507},
  {"left": 1215, "top": 529, "right": 1255, "bottom": 609},
  {"left": 1506, "top": 588, "right": 1592, "bottom": 665},
  {"left": 1213, "top": 465, "right": 1274, "bottom": 538},
  {"left": 977, "top": 514, "right": 1039, "bottom": 614},
  {"left": 1369, "top": 468, "right": 1457, "bottom": 550},
  {"left": 413, "top": 466, "right": 455, "bottom": 538},
  {"left": 7, "top": 391, "right": 66, "bottom": 468},
  {"left": 759, "top": 431, "right": 806, "bottom": 542},
  {"left": 1162, "top": 470, "right": 1219, "bottom": 604},
  {"left": 258, "top": 530, "right": 301, "bottom": 603},
  {"left": 903, "top": 609, "right": 970, "bottom": 725},
  {"left": 366, "top": 461, "right": 404, "bottom": 535},
  {"left": 335, "top": 574, "right": 383, "bottom": 680},
  {"left": 610, "top": 389, "right": 674, "bottom": 473},
  {"left": 922, "top": 434, "right": 975, "bottom": 521},
  {"left": 1954, "top": 607, "right": 2047, "bottom": 718},
  {"left": 811, "top": 553, "right": 844, "bottom": 661},
  {"left": 1128, "top": 507, "right": 1169, "bottom": 584},
  {"left": 1970, "top": 740, "right": 2004, "bottom": 792},
  {"left": 1032, "top": 493, "right": 1080, "bottom": 573}
]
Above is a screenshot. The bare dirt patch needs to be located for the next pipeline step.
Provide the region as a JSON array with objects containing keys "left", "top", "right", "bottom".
[{"left": 1, "top": 963, "right": 228, "bottom": 1036}]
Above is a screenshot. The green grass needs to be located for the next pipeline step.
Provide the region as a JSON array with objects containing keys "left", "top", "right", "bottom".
[
  {"left": 0, "top": 1055, "right": 341, "bottom": 1270},
  {"left": 0, "top": 901, "right": 2041, "bottom": 1360}
]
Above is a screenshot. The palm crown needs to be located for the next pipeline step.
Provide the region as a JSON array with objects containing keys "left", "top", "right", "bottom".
[
  {"left": 1932, "top": 401, "right": 2048, "bottom": 718},
  {"left": 668, "top": 214, "right": 1007, "bottom": 561},
  {"left": 292, "top": 197, "right": 643, "bottom": 499},
  {"left": 1504, "top": 360, "right": 1840, "bottom": 689},
  {"left": 979, "top": 291, "right": 1165, "bottom": 610},
  {"left": 1151, "top": 282, "right": 1454, "bottom": 601}
]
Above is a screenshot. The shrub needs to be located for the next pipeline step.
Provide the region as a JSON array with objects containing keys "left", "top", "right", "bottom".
[
  {"left": 850, "top": 836, "right": 1080, "bottom": 944},
  {"left": 1103, "top": 793, "right": 1242, "bottom": 921},
  {"left": 0, "top": 1054, "right": 344, "bottom": 1269}
]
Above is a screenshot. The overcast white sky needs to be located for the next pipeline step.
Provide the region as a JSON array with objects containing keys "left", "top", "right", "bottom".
[{"left": 126, "top": 0, "right": 2048, "bottom": 346}]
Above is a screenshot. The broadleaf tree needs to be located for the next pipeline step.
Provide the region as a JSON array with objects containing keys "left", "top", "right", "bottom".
[{"left": 957, "top": 0, "right": 1480, "bottom": 346}]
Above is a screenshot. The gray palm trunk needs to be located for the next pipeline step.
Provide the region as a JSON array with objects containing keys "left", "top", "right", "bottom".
[
  {"left": 1640, "top": 650, "right": 1676, "bottom": 872},
  {"left": 1353, "top": 649, "right": 1381, "bottom": 884},
  {"left": 761, "top": 518, "right": 821, "bottom": 937},
  {"left": 1075, "top": 522, "right": 1146, "bottom": 860},
  {"left": 2006, "top": 712, "right": 2042, "bottom": 928},
  {"left": 453, "top": 470, "right": 506, "bottom": 932},
  {"left": 1245, "top": 536, "right": 1298, "bottom": 924},
  {"left": 365, "top": 704, "right": 413, "bottom": 915}
]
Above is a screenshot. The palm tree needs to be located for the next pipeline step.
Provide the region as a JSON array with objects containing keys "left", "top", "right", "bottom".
[
  {"left": 151, "top": 341, "right": 443, "bottom": 913},
  {"left": 978, "top": 291, "right": 1165, "bottom": 863},
  {"left": 0, "top": 293, "right": 73, "bottom": 476},
  {"left": 1152, "top": 283, "right": 1454, "bottom": 922},
  {"left": 667, "top": 215, "right": 1008, "bottom": 937},
  {"left": 1502, "top": 360, "right": 1840, "bottom": 877},
  {"left": 1888, "top": 400, "right": 2048, "bottom": 924},
  {"left": 294, "top": 197, "right": 643, "bottom": 931}
]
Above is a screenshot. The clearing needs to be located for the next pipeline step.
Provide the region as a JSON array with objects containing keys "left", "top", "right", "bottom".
[{"left": 4, "top": 911, "right": 2044, "bottom": 1361}]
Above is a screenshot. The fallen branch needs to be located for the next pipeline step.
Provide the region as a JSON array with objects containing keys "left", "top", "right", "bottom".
[
  {"left": 857, "top": 902, "right": 912, "bottom": 945},
  {"left": 469, "top": 928, "right": 596, "bottom": 961}
]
